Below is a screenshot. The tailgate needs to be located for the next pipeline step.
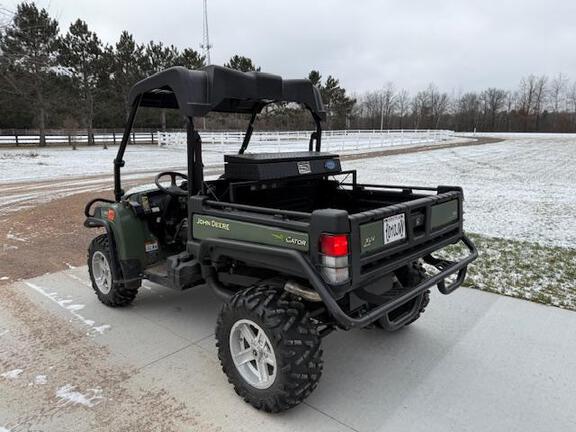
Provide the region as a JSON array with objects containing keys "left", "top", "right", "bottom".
[{"left": 348, "top": 189, "right": 463, "bottom": 288}]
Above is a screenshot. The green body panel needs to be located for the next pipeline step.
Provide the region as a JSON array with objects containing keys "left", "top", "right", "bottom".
[
  {"left": 431, "top": 200, "right": 459, "bottom": 229},
  {"left": 94, "top": 203, "right": 159, "bottom": 263},
  {"left": 193, "top": 214, "right": 309, "bottom": 252},
  {"left": 360, "top": 220, "right": 383, "bottom": 254},
  {"left": 360, "top": 199, "right": 459, "bottom": 255}
]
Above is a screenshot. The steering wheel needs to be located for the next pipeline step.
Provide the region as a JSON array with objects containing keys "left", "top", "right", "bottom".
[{"left": 154, "top": 171, "right": 188, "bottom": 196}]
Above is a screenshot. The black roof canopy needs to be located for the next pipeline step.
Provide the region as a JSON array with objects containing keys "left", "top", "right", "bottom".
[{"left": 128, "top": 65, "right": 326, "bottom": 120}]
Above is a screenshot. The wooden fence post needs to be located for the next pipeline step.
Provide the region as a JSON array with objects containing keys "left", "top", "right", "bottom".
[{"left": 15, "top": 134, "right": 19, "bottom": 147}]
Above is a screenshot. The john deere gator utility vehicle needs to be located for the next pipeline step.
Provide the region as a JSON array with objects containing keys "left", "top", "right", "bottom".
[{"left": 84, "top": 65, "right": 477, "bottom": 412}]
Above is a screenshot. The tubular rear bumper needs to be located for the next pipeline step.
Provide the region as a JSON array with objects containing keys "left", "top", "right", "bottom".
[
  {"left": 326, "top": 235, "right": 477, "bottom": 329},
  {"left": 197, "top": 235, "right": 478, "bottom": 330}
]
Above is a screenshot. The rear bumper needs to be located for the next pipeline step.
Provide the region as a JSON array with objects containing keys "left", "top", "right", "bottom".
[
  {"left": 197, "top": 234, "right": 477, "bottom": 330},
  {"left": 315, "top": 235, "right": 478, "bottom": 329}
]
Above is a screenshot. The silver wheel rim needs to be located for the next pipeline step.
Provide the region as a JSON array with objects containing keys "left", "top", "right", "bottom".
[
  {"left": 229, "top": 319, "right": 277, "bottom": 389},
  {"left": 92, "top": 251, "right": 112, "bottom": 294}
]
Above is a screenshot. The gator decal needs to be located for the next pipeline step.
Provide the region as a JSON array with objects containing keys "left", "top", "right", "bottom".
[{"left": 193, "top": 215, "right": 309, "bottom": 251}]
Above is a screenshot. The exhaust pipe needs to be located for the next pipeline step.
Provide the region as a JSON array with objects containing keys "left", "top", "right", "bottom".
[{"left": 284, "top": 280, "right": 322, "bottom": 302}]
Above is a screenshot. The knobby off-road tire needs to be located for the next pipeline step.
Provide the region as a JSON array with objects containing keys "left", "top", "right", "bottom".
[
  {"left": 377, "top": 261, "right": 430, "bottom": 330},
  {"left": 216, "top": 282, "right": 323, "bottom": 412},
  {"left": 88, "top": 234, "right": 140, "bottom": 307}
]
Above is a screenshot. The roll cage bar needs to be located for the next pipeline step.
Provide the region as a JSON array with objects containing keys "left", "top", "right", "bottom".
[{"left": 114, "top": 65, "right": 326, "bottom": 202}]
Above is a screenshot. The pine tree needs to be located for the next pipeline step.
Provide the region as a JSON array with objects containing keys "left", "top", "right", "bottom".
[
  {"left": 308, "top": 70, "right": 322, "bottom": 87},
  {"left": 176, "top": 48, "right": 205, "bottom": 70},
  {"left": 143, "top": 41, "right": 178, "bottom": 74},
  {"left": 0, "top": 2, "right": 59, "bottom": 145},
  {"left": 113, "top": 31, "right": 145, "bottom": 119},
  {"left": 307, "top": 72, "right": 356, "bottom": 129},
  {"left": 224, "top": 55, "right": 260, "bottom": 72},
  {"left": 59, "top": 19, "right": 104, "bottom": 144}
]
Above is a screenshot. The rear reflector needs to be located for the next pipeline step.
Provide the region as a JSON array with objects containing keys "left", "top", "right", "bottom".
[
  {"left": 106, "top": 208, "right": 116, "bottom": 221},
  {"left": 320, "top": 234, "right": 349, "bottom": 257}
]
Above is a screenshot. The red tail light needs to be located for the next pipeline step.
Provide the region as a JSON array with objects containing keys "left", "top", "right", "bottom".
[
  {"left": 320, "top": 234, "right": 349, "bottom": 257},
  {"left": 319, "top": 233, "right": 350, "bottom": 284}
]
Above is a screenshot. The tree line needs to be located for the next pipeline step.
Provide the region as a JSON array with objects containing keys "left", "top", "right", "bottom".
[
  {"left": 1, "top": 2, "right": 576, "bottom": 148},
  {"left": 355, "top": 75, "right": 576, "bottom": 133}
]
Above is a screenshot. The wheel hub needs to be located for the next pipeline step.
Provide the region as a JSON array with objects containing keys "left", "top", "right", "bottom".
[
  {"left": 92, "top": 251, "right": 112, "bottom": 294},
  {"left": 229, "top": 319, "right": 277, "bottom": 389}
]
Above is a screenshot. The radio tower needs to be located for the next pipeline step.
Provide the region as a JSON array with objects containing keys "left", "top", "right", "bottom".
[{"left": 201, "top": 0, "right": 212, "bottom": 65}]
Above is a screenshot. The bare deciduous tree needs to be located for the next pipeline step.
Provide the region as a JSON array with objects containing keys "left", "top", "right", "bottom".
[
  {"left": 481, "top": 88, "right": 507, "bottom": 131},
  {"left": 550, "top": 73, "right": 568, "bottom": 113},
  {"left": 517, "top": 75, "right": 547, "bottom": 131},
  {"left": 396, "top": 89, "right": 409, "bottom": 129},
  {"left": 378, "top": 83, "right": 396, "bottom": 130}
]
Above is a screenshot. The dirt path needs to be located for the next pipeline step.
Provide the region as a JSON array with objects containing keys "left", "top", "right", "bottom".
[
  {"left": 0, "top": 167, "right": 222, "bottom": 219},
  {"left": 0, "top": 190, "right": 109, "bottom": 283}
]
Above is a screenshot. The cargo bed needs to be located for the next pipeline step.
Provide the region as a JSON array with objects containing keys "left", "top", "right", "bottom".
[{"left": 196, "top": 172, "right": 469, "bottom": 294}]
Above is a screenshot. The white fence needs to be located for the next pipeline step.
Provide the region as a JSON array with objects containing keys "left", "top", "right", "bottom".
[
  {"left": 158, "top": 129, "right": 455, "bottom": 153},
  {"left": 0, "top": 129, "right": 455, "bottom": 151},
  {"left": 0, "top": 131, "right": 157, "bottom": 147}
]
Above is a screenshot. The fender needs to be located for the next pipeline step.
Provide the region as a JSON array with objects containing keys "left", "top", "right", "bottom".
[
  {"left": 84, "top": 215, "right": 144, "bottom": 284},
  {"left": 84, "top": 216, "right": 121, "bottom": 279},
  {"left": 197, "top": 238, "right": 312, "bottom": 280}
]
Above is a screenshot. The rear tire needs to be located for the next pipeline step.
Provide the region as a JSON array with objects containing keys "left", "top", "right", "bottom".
[
  {"left": 216, "top": 282, "right": 323, "bottom": 412},
  {"left": 88, "top": 234, "right": 140, "bottom": 307},
  {"left": 377, "top": 261, "right": 430, "bottom": 331}
]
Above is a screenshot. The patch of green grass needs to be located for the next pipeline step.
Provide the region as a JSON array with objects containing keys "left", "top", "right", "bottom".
[{"left": 433, "top": 233, "right": 576, "bottom": 311}]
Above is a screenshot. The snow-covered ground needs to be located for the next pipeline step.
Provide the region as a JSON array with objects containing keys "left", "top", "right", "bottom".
[
  {"left": 0, "top": 145, "right": 193, "bottom": 183},
  {"left": 461, "top": 132, "right": 576, "bottom": 139},
  {"left": 0, "top": 136, "right": 465, "bottom": 184},
  {"left": 2, "top": 133, "right": 575, "bottom": 248},
  {"left": 345, "top": 135, "right": 576, "bottom": 248}
]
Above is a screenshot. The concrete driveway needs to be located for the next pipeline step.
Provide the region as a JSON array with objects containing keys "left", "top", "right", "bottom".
[{"left": 1, "top": 267, "right": 575, "bottom": 431}]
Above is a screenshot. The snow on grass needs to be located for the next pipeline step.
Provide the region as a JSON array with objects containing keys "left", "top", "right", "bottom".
[
  {"left": 346, "top": 136, "right": 576, "bottom": 309},
  {"left": 0, "top": 134, "right": 461, "bottom": 184},
  {"left": 1, "top": 369, "right": 23, "bottom": 379},
  {"left": 34, "top": 375, "right": 47, "bottom": 385},
  {"left": 55, "top": 384, "right": 104, "bottom": 407},
  {"left": 434, "top": 233, "right": 576, "bottom": 311},
  {"left": 346, "top": 136, "right": 576, "bottom": 248},
  {"left": 0, "top": 427, "right": 12, "bottom": 432},
  {"left": 24, "top": 282, "right": 111, "bottom": 335},
  {"left": 0, "top": 145, "right": 215, "bottom": 183},
  {"left": 6, "top": 230, "right": 27, "bottom": 242},
  {"left": 460, "top": 132, "right": 576, "bottom": 139}
]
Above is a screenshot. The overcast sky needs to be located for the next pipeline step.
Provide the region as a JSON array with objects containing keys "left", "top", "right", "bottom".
[{"left": 4, "top": 0, "right": 576, "bottom": 94}]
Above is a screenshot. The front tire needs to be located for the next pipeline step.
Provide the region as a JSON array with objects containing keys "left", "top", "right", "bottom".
[
  {"left": 88, "top": 234, "right": 140, "bottom": 307},
  {"left": 216, "top": 282, "right": 323, "bottom": 412}
]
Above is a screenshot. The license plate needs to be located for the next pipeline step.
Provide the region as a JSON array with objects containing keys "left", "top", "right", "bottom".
[{"left": 383, "top": 214, "right": 406, "bottom": 245}]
